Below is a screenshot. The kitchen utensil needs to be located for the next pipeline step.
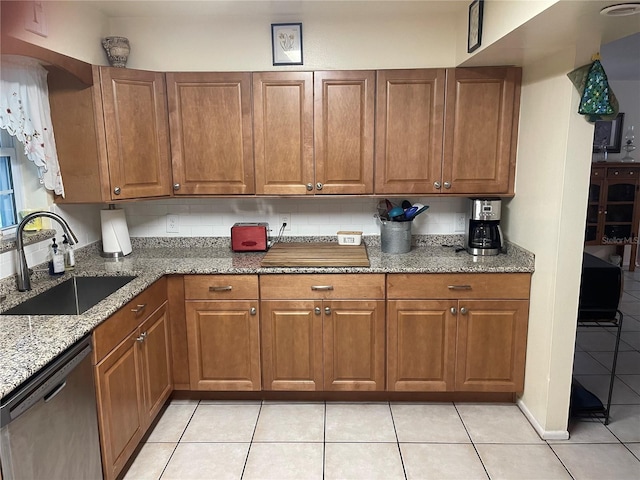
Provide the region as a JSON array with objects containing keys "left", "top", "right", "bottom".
[
  {"left": 388, "top": 206, "right": 404, "bottom": 218},
  {"left": 403, "top": 206, "right": 419, "bottom": 219},
  {"left": 385, "top": 199, "right": 394, "bottom": 211},
  {"left": 401, "top": 200, "right": 412, "bottom": 210},
  {"left": 412, "top": 204, "right": 429, "bottom": 218}
]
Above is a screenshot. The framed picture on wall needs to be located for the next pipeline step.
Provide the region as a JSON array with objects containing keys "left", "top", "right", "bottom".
[
  {"left": 271, "top": 23, "right": 303, "bottom": 65},
  {"left": 593, "top": 112, "right": 625, "bottom": 153},
  {"left": 467, "top": 0, "right": 484, "bottom": 53}
]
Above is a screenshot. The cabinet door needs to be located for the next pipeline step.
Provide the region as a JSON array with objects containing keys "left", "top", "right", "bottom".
[
  {"left": 167, "top": 72, "right": 254, "bottom": 194},
  {"left": 100, "top": 67, "right": 172, "bottom": 199},
  {"left": 443, "top": 67, "right": 521, "bottom": 195},
  {"left": 186, "top": 300, "right": 261, "bottom": 391},
  {"left": 387, "top": 300, "right": 456, "bottom": 392},
  {"left": 585, "top": 169, "right": 606, "bottom": 244},
  {"left": 314, "top": 71, "right": 375, "bottom": 194},
  {"left": 139, "top": 302, "right": 172, "bottom": 423},
  {"left": 95, "top": 334, "right": 144, "bottom": 480},
  {"left": 455, "top": 300, "right": 529, "bottom": 392},
  {"left": 374, "top": 69, "right": 445, "bottom": 194},
  {"left": 261, "top": 300, "right": 323, "bottom": 391},
  {"left": 324, "top": 300, "right": 386, "bottom": 391},
  {"left": 253, "top": 72, "right": 314, "bottom": 194}
]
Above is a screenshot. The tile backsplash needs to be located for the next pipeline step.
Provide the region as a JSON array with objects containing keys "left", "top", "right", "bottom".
[{"left": 0, "top": 197, "right": 469, "bottom": 280}]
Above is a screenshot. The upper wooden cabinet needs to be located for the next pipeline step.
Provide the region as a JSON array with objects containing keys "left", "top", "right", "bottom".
[
  {"left": 314, "top": 71, "right": 375, "bottom": 194},
  {"left": 443, "top": 67, "right": 521, "bottom": 195},
  {"left": 166, "top": 72, "right": 255, "bottom": 195},
  {"left": 253, "top": 72, "right": 314, "bottom": 195},
  {"left": 375, "top": 69, "right": 446, "bottom": 194},
  {"left": 375, "top": 67, "right": 521, "bottom": 195},
  {"left": 50, "top": 66, "right": 173, "bottom": 202},
  {"left": 253, "top": 71, "right": 375, "bottom": 195}
]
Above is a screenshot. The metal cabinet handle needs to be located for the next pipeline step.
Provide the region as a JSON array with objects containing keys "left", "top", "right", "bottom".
[
  {"left": 460, "top": 307, "right": 468, "bottom": 315},
  {"left": 113, "top": 187, "right": 121, "bottom": 195},
  {"left": 306, "top": 183, "right": 314, "bottom": 191},
  {"left": 250, "top": 307, "right": 257, "bottom": 316},
  {"left": 434, "top": 181, "right": 441, "bottom": 189},
  {"left": 450, "top": 307, "right": 457, "bottom": 315},
  {"left": 614, "top": 170, "right": 619, "bottom": 175},
  {"left": 173, "top": 183, "right": 181, "bottom": 191},
  {"left": 136, "top": 332, "right": 148, "bottom": 342},
  {"left": 314, "top": 307, "right": 321, "bottom": 315},
  {"left": 311, "top": 285, "right": 334, "bottom": 291},
  {"left": 209, "top": 285, "right": 233, "bottom": 292},
  {"left": 131, "top": 304, "right": 147, "bottom": 314},
  {"left": 316, "top": 182, "right": 323, "bottom": 190},
  {"left": 444, "top": 181, "right": 451, "bottom": 189},
  {"left": 447, "top": 285, "right": 472, "bottom": 290},
  {"left": 324, "top": 306, "right": 331, "bottom": 315}
]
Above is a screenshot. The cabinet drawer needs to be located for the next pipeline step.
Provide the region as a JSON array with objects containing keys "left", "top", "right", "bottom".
[
  {"left": 591, "top": 168, "right": 604, "bottom": 178},
  {"left": 387, "top": 273, "right": 530, "bottom": 300},
  {"left": 260, "top": 274, "right": 385, "bottom": 299},
  {"left": 184, "top": 275, "right": 258, "bottom": 300},
  {"left": 93, "top": 277, "right": 167, "bottom": 363},
  {"left": 607, "top": 167, "right": 639, "bottom": 178}
]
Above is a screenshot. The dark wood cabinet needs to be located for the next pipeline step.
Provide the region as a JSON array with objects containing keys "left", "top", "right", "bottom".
[{"left": 586, "top": 163, "right": 640, "bottom": 271}]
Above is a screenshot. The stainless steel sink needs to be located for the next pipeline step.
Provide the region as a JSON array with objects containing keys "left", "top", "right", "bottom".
[{"left": 1, "top": 276, "right": 137, "bottom": 316}]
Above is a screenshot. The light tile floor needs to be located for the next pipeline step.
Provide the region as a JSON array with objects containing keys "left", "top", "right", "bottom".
[{"left": 122, "top": 270, "right": 640, "bottom": 480}]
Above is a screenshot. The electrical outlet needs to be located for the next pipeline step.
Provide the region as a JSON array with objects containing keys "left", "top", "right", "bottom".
[
  {"left": 166, "top": 214, "right": 179, "bottom": 233},
  {"left": 454, "top": 213, "right": 466, "bottom": 233},
  {"left": 280, "top": 214, "right": 291, "bottom": 231}
]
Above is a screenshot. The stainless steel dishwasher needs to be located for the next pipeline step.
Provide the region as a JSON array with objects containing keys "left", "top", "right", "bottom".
[{"left": 0, "top": 335, "right": 103, "bottom": 480}]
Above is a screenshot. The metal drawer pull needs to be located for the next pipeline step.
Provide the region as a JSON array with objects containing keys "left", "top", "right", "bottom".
[
  {"left": 324, "top": 306, "right": 331, "bottom": 315},
  {"left": 209, "top": 286, "right": 233, "bottom": 292},
  {"left": 447, "top": 285, "right": 472, "bottom": 290},
  {"left": 460, "top": 307, "right": 468, "bottom": 315},
  {"left": 250, "top": 307, "right": 257, "bottom": 316},
  {"left": 315, "top": 307, "right": 321, "bottom": 315},
  {"left": 311, "top": 285, "right": 334, "bottom": 291},
  {"left": 136, "top": 332, "right": 148, "bottom": 342},
  {"left": 131, "top": 304, "right": 147, "bottom": 314},
  {"left": 450, "top": 307, "right": 457, "bottom": 315}
]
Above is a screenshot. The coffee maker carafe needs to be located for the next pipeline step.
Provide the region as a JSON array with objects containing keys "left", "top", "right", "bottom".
[{"left": 465, "top": 198, "right": 504, "bottom": 256}]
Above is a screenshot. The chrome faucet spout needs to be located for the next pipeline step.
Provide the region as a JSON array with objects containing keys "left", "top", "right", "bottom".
[{"left": 16, "top": 211, "right": 78, "bottom": 292}]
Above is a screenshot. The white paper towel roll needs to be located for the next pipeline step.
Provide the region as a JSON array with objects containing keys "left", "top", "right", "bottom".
[{"left": 101, "top": 208, "right": 132, "bottom": 256}]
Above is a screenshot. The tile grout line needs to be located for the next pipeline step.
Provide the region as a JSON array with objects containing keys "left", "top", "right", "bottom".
[
  {"left": 239, "top": 400, "right": 263, "bottom": 480},
  {"left": 388, "top": 401, "right": 408, "bottom": 480},
  {"left": 156, "top": 399, "right": 201, "bottom": 480},
  {"left": 453, "top": 402, "right": 491, "bottom": 480}
]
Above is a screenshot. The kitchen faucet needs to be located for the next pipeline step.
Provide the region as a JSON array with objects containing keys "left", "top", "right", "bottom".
[{"left": 16, "top": 211, "right": 78, "bottom": 291}]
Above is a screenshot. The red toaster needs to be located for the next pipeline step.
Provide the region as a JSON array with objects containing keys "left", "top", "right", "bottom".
[{"left": 231, "top": 223, "right": 269, "bottom": 252}]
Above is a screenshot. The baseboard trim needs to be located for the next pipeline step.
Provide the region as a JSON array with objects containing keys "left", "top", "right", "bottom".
[{"left": 517, "top": 398, "right": 570, "bottom": 440}]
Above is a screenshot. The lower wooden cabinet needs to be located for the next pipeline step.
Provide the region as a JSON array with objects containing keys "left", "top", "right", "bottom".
[
  {"left": 387, "top": 273, "right": 531, "bottom": 393},
  {"left": 184, "top": 275, "right": 261, "bottom": 391},
  {"left": 185, "top": 300, "right": 261, "bottom": 390},
  {"left": 387, "top": 300, "right": 457, "bottom": 392},
  {"left": 454, "top": 300, "right": 529, "bottom": 392},
  {"left": 92, "top": 278, "right": 171, "bottom": 480},
  {"left": 260, "top": 274, "right": 386, "bottom": 391}
]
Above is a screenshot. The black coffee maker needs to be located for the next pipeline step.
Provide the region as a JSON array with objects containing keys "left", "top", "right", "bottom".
[{"left": 465, "top": 198, "right": 504, "bottom": 256}]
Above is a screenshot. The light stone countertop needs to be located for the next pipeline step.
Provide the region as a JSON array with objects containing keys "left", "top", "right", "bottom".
[{"left": 0, "top": 235, "right": 534, "bottom": 400}]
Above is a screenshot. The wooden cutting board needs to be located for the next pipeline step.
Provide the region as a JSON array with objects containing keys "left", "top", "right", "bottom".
[{"left": 261, "top": 242, "right": 370, "bottom": 267}]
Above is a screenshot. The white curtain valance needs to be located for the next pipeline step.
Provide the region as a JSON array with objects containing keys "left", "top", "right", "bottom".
[{"left": 0, "top": 55, "right": 64, "bottom": 196}]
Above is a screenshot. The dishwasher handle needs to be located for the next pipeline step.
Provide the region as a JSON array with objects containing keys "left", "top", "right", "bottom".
[{"left": 0, "top": 336, "right": 92, "bottom": 428}]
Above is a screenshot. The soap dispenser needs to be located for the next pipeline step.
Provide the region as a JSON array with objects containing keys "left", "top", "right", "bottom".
[{"left": 48, "top": 238, "right": 65, "bottom": 276}]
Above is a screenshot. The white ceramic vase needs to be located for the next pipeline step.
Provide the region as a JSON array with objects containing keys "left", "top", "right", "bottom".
[{"left": 102, "top": 36, "right": 130, "bottom": 68}]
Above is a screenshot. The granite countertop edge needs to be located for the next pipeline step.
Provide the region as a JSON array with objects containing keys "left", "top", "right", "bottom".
[{"left": 0, "top": 236, "right": 534, "bottom": 400}]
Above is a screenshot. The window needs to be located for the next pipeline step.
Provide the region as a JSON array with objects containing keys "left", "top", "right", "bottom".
[{"left": 0, "top": 129, "right": 24, "bottom": 232}]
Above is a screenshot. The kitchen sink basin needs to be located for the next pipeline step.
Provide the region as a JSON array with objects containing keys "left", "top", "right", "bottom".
[{"left": 1, "top": 276, "right": 137, "bottom": 316}]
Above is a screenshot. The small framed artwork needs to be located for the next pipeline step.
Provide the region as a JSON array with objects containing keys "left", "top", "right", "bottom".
[
  {"left": 271, "top": 22, "right": 303, "bottom": 66},
  {"left": 467, "top": 0, "right": 484, "bottom": 53},
  {"left": 593, "top": 112, "right": 624, "bottom": 153}
]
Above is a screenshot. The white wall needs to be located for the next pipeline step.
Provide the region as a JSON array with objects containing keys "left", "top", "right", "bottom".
[{"left": 502, "top": 47, "right": 595, "bottom": 435}]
